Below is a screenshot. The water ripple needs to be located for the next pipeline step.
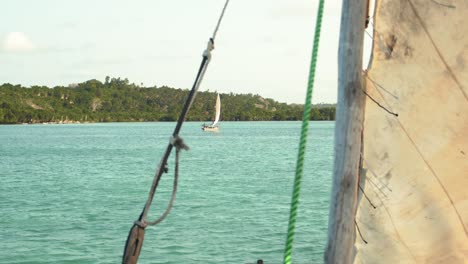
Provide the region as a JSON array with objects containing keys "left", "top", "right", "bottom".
[{"left": 0, "top": 121, "right": 334, "bottom": 263}]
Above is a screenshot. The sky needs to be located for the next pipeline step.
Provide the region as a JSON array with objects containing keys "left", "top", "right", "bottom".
[{"left": 0, "top": 0, "right": 350, "bottom": 104}]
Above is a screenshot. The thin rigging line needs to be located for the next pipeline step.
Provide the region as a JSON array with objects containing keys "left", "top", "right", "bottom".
[
  {"left": 361, "top": 156, "right": 393, "bottom": 193},
  {"left": 365, "top": 74, "right": 399, "bottom": 100},
  {"left": 430, "top": 0, "right": 456, "bottom": 8},
  {"left": 362, "top": 89, "right": 399, "bottom": 117},
  {"left": 359, "top": 184, "right": 377, "bottom": 209},
  {"left": 366, "top": 175, "right": 389, "bottom": 198},
  {"left": 355, "top": 220, "right": 368, "bottom": 244},
  {"left": 212, "top": 0, "right": 230, "bottom": 40}
]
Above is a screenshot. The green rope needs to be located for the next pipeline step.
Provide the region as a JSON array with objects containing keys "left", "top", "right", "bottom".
[{"left": 283, "top": 0, "right": 325, "bottom": 263}]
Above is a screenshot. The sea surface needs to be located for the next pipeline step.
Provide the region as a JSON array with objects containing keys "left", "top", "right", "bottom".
[{"left": 0, "top": 121, "right": 334, "bottom": 264}]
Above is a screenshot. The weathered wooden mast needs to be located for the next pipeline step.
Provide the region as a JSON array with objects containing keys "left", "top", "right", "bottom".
[{"left": 324, "top": 0, "right": 367, "bottom": 263}]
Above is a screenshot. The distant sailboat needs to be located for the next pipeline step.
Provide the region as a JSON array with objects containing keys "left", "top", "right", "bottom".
[{"left": 202, "top": 94, "right": 221, "bottom": 132}]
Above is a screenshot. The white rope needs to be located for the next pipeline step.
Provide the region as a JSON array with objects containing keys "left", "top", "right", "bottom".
[{"left": 212, "top": 0, "right": 230, "bottom": 40}]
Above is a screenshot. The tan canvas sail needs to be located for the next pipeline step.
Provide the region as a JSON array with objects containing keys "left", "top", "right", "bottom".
[{"left": 355, "top": 0, "right": 468, "bottom": 263}]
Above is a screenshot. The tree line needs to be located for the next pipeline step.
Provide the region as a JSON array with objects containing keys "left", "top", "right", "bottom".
[{"left": 0, "top": 77, "right": 336, "bottom": 124}]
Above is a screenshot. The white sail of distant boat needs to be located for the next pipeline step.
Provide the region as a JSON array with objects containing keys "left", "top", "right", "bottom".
[
  {"left": 202, "top": 94, "right": 221, "bottom": 132},
  {"left": 212, "top": 93, "right": 221, "bottom": 126}
]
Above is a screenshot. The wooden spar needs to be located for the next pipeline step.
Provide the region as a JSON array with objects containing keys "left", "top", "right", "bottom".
[{"left": 325, "top": 0, "right": 367, "bottom": 263}]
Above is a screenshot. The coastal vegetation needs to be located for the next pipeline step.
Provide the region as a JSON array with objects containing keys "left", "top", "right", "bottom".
[{"left": 0, "top": 77, "right": 336, "bottom": 124}]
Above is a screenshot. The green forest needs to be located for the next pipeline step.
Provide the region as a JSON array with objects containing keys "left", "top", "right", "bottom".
[{"left": 0, "top": 77, "right": 336, "bottom": 124}]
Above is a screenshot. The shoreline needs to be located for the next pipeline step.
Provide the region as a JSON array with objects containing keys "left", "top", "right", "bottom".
[{"left": 1, "top": 120, "right": 336, "bottom": 125}]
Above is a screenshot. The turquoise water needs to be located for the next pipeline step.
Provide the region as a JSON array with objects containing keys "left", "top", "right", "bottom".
[{"left": 0, "top": 121, "right": 334, "bottom": 264}]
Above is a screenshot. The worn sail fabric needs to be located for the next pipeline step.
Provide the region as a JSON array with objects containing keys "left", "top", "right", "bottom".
[
  {"left": 355, "top": 0, "right": 468, "bottom": 263},
  {"left": 212, "top": 94, "right": 221, "bottom": 126}
]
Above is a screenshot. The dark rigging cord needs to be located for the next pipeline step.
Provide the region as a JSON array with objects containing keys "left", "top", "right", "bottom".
[{"left": 122, "top": 1, "right": 230, "bottom": 263}]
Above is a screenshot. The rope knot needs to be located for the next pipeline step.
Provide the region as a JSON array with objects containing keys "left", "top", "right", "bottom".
[
  {"left": 170, "top": 135, "right": 190, "bottom": 151},
  {"left": 134, "top": 220, "right": 147, "bottom": 228}
]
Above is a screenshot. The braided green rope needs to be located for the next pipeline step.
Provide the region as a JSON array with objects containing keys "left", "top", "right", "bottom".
[{"left": 283, "top": 0, "right": 325, "bottom": 263}]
